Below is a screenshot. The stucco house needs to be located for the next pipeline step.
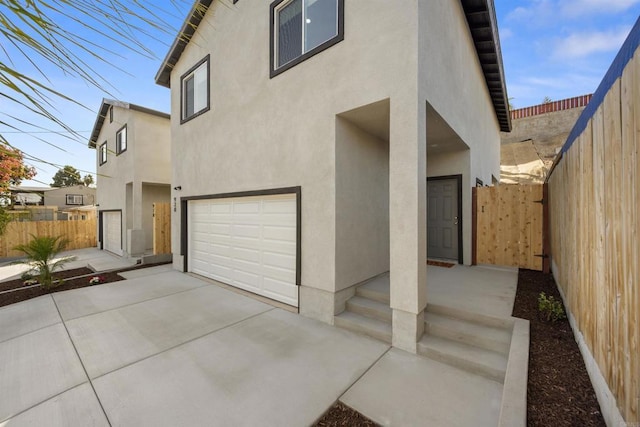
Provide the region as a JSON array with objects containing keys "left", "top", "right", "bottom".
[
  {"left": 44, "top": 185, "right": 96, "bottom": 209},
  {"left": 155, "top": 0, "right": 510, "bottom": 351},
  {"left": 88, "top": 99, "right": 171, "bottom": 257}
]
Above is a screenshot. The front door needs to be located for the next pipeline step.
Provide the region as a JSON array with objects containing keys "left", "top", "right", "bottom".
[{"left": 427, "top": 177, "right": 460, "bottom": 261}]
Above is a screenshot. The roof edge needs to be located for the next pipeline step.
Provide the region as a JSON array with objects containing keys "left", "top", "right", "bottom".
[
  {"left": 88, "top": 98, "right": 170, "bottom": 148},
  {"left": 155, "top": 0, "right": 214, "bottom": 88}
]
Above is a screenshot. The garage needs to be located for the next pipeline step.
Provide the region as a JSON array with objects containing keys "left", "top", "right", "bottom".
[
  {"left": 187, "top": 192, "right": 299, "bottom": 307},
  {"left": 102, "top": 211, "right": 122, "bottom": 256}
]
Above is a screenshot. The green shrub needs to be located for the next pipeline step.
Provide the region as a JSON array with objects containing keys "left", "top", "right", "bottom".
[
  {"left": 13, "top": 235, "right": 76, "bottom": 290},
  {"left": 538, "top": 292, "right": 567, "bottom": 322}
]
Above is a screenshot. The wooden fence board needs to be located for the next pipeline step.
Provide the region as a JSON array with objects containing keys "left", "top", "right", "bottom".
[
  {"left": 475, "top": 184, "right": 543, "bottom": 270},
  {"left": 548, "top": 50, "right": 640, "bottom": 423},
  {"left": 0, "top": 219, "right": 97, "bottom": 258},
  {"left": 153, "top": 203, "right": 171, "bottom": 255}
]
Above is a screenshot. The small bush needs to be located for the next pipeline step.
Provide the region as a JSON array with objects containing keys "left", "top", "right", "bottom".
[{"left": 538, "top": 292, "right": 567, "bottom": 322}]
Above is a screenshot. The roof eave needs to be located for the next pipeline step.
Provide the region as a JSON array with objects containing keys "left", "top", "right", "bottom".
[
  {"left": 460, "top": 0, "right": 512, "bottom": 132},
  {"left": 155, "top": 0, "right": 214, "bottom": 88}
]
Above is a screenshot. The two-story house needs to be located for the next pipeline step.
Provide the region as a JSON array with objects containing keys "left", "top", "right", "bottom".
[
  {"left": 88, "top": 99, "right": 171, "bottom": 257},
  {"left": 155, "top": 0, "right": 510, "bottom": 351}
]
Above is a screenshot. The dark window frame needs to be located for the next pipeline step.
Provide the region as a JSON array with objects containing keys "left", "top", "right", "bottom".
[
  {"left": 269, "top": 0, "right": 345, "bottom": 78},
  {"left": 99, "top": 142, "right": 108, "bottom": 165},
  {"left": 109, "top": 106, "right": 113, "bottom": 123},
  {"left": 180, "top": 55, "right": 211, "bottom": 124},
  {"left": 66, "top": 194, "right": 84, "bottom": 205},
  {"left": 116, "top": 124, "right": 127, "bottom": 155}
]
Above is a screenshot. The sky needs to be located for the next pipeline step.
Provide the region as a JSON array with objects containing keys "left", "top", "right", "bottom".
[{"left": 2, "top": 0, "right": 640, "bottom": 188}]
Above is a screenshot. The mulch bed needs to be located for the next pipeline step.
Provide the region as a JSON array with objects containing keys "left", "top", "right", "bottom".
[
  {"left": 0, "top": 267, "right": 126, "bottom": 308},
  {"left": 314, "top": 402, "right": 379, "bottom": 426},
  {"left": 513, "top": 269, "right": 605, "bottom": 427},
  {"left": 0, "top": 262, "right": 169, "bottom": 308}
]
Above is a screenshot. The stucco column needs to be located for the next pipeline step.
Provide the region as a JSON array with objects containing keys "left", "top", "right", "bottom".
[
  {"left": 127, "top": 180, "right": 145, "bottom": 256},
  {"left": 389, "top": 97, "right": 427, "bottom": 353}
]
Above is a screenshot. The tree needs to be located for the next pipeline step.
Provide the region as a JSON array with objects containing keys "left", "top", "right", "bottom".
[
  {"left": 51, "top": 165, "right": 82, "bottom": 187},
  {"left": 0, "top": 143, "right": 36, "bottom": 234},
  {"left": 83, "top": 174, "right": 94, "bottom": 187},
  {"left": 0, "top": 143, "right": 36, "bottom": 191}
]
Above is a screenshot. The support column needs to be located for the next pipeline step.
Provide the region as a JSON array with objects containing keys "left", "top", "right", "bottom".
[
  {"left": 389, "top": 98, "right": 427, "bottom": 353},
  {"left": 127, "top": 181, "right": 145, "bottom": 256}
]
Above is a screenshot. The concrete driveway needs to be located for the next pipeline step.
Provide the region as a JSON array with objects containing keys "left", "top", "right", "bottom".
[{"left": 0, "top": 268, "right": 511, "bottom": 426}]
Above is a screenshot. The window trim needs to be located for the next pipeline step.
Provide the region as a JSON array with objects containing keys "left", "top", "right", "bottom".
[
  {"left": 66, "top": 194, "right": 84, "bottom": 205},
  {"left": 116, "top": 124, "right": 127, "bottom": 155},
  {"left": 99, "top": 142, "right": 108, "bottom": 165},
  {"left": 180, "top": 55, "right": 211, "bottom": 124},
  {"left": 269, "top": 0, "right": 344, "bottom": 78}
]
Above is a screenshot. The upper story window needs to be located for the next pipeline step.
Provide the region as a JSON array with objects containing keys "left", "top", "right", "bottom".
[
  {"left": 181, "top": 55, "right": 210, "bottom": 123},
  {"left": 270, "top": 0, "right": 344, "bottom": 77},
  {"left": 99, "top": 142, "right": 107, "bottom": 165},
  {"left": 66, "top": 194, "right": 83, "bottom": 205},
  {"left": 109, "top": 106, "right": 113, "bottom": 123},
  {"left": 116, "top": 125, "right": 127, "bottom": 154}
]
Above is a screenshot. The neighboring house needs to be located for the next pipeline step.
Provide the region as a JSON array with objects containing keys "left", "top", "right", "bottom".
[
  {"left": 7, "top": 185, "right": 47, "bottom": 206},
  {"left": 155, "top": 0, "right": 510, "bottom": 350},
  {"left": 500, "top": 94, "right": 592, "bottom": 184},
  {"left": 44, "top": 185, "right": 96, "bottom": 210},
  {"left": 88, "top": 99, "right": 171, "bottom": 257}
]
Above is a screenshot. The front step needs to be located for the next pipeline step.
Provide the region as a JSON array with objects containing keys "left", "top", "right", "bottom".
[
  {"left": 346, "top": 296, "right": 392, "bottom": 322},
  {"left": 425, "top": 311, "right": 512, "bottom": 354},
  {"left": 418, "top": 335, "right": 508, "bottom": 383},
  {"left": 334, "top": 311, "right": 392, "bottom": 343}
]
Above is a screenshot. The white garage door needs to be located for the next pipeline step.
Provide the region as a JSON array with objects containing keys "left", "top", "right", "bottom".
[
  {"left": 188, "top": 194, "right": 298, "bottom": 307},
  {"left": 102, "top": 211, "right": 122, "bottom": 256}
]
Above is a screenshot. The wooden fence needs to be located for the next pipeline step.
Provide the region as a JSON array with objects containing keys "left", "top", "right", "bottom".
[
  {"left": 153, "top": 203, "right": 171, "bottom": 255},
  {"left": 547, "top": 37, "right": 639, "bottom": 423},
  {"left": 474, "top": 184, "right": 544, "bottom": 271},
  {"left": 0, "top": 218, "right": 97, "bottom": 258}
]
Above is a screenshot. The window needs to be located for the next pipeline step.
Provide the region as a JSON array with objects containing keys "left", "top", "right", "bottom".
[
  {"left": 180, "top": 55, "right": 210, "bottom": 123},
  {"left": 109, "top": 106, "right": 113, "bottom": 123},
  {"left": 66, "top": 195, "right": 83, "bottom": 205},
  {"left": 270, "top": 0, "right": 344, "bottom": 77},
  {"left": 116, "top": 125, "right": 127, "bottom": 154},
  {"left": 99, "top": 142, "right": 107, "bottom": 165}
]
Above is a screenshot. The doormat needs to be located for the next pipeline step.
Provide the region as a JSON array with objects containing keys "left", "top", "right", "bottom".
[{"left": 427, "top": 260, "right": 455, "bottom": 268}]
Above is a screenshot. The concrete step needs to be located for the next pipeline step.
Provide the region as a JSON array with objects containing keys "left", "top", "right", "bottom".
[
  {"left": 334, "top": 311, "right": 392, "bottom": 344},
  {"left": 418, "top": 334, "right": 507, "bottom": 383},
  {"left": 346, "top": 296, "right": 392, "bottom": 323},
  {"left": 426, "top": 303, "right": 513, "bottom": 329},
  {"left": 425, "top": 311, "right": 511, "bottom": 354},
  {"left": 355, "top": 280, "right": 390, "bottom": 305}
]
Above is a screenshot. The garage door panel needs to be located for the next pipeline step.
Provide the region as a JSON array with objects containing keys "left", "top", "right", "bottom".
[
  {"left": 188, "top": 194, "right": 298, "bottom": 307},
  {"left": 232, "top": 247, "right": 261, "bottom": 263},
  {"left": 263, "top": 252, "right": 295, "bottom": 270},
  {"left": 263, "top": 225, "right": 296, "bottom": 242},
  {"left": 102, "top": 212, "right": 122, "bottom": 256},
  {"left": 232, "top": 224, "right": 261, "bottom": 238}
]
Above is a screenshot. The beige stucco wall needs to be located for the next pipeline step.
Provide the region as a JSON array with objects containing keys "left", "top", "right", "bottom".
[
  {"left": 335, "top": 117, "right": 390, "bottom": 292},
  {"left": 44, "top": 185, "right": 96, "bottom": 209},
  {"left": 420, "top": 0, "right": 502, "bottom": 268},
  {"left": 94, "top": 106, "right": 170, "bottom": 256},
  {"left": 169, "top": 0, "right": 420, "bottom": 298},
  {"left": 166, "top": 0, "right": 502, "bottom": 340}
]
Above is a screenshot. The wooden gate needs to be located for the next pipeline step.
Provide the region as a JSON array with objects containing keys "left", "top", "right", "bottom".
[
  {"left": 473, "top": 184, "right": 545, "bottom": 271},
  {"left": 153, "top": 203, "right": 171, "bottom": 255}
]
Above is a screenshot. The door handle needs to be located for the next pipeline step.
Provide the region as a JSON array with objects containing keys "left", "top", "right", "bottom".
[{"left": 454, "top": 216, "right": 458, "bottom": 225}]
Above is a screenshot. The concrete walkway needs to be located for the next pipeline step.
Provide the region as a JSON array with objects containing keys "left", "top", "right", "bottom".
[
  {"left": 0, "top": 248, "right": 137, "bottom": 282},
  {"left": 0, "top": 266, "right": 520, "bottom": 426}
]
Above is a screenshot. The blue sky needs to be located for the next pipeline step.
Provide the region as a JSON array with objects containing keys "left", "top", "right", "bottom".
[{"left": 3, "top": 0, "right": 640, "bottom": 187}]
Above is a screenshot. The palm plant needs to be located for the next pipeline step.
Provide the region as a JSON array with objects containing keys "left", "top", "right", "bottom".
[{"left": 13, "top": 235, "right": 76, "bottom": 289}]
